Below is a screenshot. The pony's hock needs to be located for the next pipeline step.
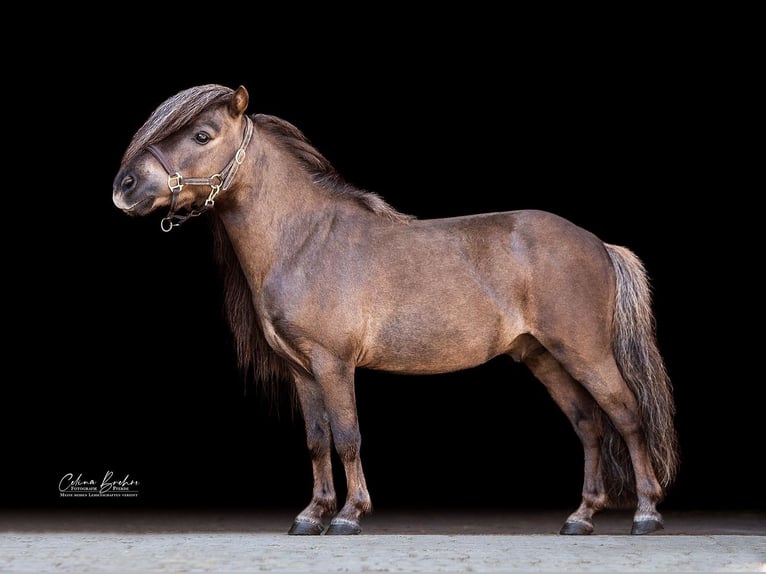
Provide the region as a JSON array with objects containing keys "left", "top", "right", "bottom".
[{"left": 113, "top": 84, "right": 679, "bottom": 536}]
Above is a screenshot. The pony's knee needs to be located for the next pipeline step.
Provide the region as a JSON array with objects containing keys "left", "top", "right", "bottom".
[
  {"left": 332, "top": 428, "right": 362, "bottom": 462},
  {"left": 306, "top": 421, "right": 332, "bottom": 457}
]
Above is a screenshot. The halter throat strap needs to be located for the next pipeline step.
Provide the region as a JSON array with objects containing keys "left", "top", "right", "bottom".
[{"left": 147, "top": 115, "right": 254, "bottom": 232}]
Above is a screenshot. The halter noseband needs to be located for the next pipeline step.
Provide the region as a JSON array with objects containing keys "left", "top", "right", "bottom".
[{"left": 147, "top": 115, "right": 254, "bottom": 232}]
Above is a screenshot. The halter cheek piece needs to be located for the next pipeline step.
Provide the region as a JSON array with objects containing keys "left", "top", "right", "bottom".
[{"left": 146, "top": 115, "right": 254, "bottom": 232}]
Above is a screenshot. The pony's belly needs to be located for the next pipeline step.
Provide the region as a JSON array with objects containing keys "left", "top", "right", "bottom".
[
  {"left": 358, "top": 326, "right": 504, "bottom": 374},
  {"left": 360, "top": 351, "right": 494, "bottom": 374}
]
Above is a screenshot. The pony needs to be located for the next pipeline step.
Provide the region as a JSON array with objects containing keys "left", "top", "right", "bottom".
[{"left": 112, "top": 84, "right": 679, "bottom": 535}]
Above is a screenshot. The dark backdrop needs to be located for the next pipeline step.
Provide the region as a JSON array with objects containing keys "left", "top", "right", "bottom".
[{"left": 5, "top": 16, "right": 760, "bottom": 515}]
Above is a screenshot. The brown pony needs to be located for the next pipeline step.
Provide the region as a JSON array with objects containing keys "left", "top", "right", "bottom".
[{"left": 112, "top": 84, "right": 679, "bottom": 535}]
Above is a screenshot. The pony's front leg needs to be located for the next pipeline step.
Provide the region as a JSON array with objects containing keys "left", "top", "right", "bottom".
[
  {"left": 288, "top": 372, "right": 337, "bottom": 535},
  {"left": 316, "top": 358, "right": 372, "bottom": 535}
]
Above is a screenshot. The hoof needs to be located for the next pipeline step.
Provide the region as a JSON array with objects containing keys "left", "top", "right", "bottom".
[
  {"left": 288, "top": 519, "right": 325, "bottom": 535},
  {"left": 631, "top": 519, "right": 664, "bottom": 535},
  {"left": 325, "top": 518, "right": 362, "bottom": 535},
  {"left": 560, "top": 520, "right": 594, "bottom": 535}
]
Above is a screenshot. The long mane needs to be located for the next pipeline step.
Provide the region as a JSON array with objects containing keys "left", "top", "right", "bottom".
[{"left": 253, "top": 113, "right": 413, "bottom": 223}]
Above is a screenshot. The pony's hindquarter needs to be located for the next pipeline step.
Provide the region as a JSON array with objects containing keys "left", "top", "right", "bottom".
[{"left": 539, "top": 239, "right": 678, "bottom": 535}]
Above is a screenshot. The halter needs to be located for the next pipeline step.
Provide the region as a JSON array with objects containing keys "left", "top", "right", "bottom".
[{"left": 147, "top": 115, "right": 254, "bottom": 232}]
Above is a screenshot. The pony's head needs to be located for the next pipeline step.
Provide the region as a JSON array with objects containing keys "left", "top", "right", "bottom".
[{"left": 113, "top": 84, "right": 251, "bottom": 231}]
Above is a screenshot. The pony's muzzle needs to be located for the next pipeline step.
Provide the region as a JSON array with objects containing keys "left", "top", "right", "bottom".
[{"left": 112, "top": 170, "right": 153, "bottom": 215}]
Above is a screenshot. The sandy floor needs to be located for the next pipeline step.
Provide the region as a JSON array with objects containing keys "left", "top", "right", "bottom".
[{"left": 1, "top": 508, "right": 763, "bottom": 572}]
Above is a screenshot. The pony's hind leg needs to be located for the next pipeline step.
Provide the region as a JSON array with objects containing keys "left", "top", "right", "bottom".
[
  {"left": 288, "top": 371, "right": 338, "bottom": 535},
  {"left": 556, "top": 351, "right": 667, "bottom": 535},
  {"left": 522, "top": 346, "right": 608, "bottom": 535},
  {"left": 591, "top": 363, "right": 666, "bottom": 534}
]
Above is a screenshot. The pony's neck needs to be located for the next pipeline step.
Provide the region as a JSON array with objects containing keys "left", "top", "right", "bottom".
[{"left": 215, "top": 133, "right": 340, "bottom": 289}]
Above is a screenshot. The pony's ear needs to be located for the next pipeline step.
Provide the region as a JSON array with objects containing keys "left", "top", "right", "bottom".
[{"left": 230, "top": 85, "right": 249, "bottom": 117}]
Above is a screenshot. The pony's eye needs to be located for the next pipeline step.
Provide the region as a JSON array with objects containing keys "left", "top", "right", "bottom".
[{"left": 195, "top": 132, "right": 211, "bottom": 144}]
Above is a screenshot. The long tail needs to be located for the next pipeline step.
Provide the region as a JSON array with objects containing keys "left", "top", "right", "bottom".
[{"left": 600, "top": 243, "right": 680, "bottom": 504}]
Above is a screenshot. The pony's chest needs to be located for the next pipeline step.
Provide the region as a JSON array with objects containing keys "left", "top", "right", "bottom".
[
  {"left": 255, "top": 274, "right": 363, "bottom": 368},
  {"left": 257, "top": 268, "right": 362, "bottom": 334}
]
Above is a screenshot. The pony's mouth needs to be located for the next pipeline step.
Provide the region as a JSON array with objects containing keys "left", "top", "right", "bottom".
[{"left": 115, "top": 194, "right": 157, "bottom": 216}]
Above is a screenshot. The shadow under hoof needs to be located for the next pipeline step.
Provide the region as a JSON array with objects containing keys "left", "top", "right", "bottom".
[
  {"left": 559, "top": 521, "right": 594, "bottom": 535},
  {"left": 631, "top": 519, "right": 664, "bottom": 535},
  {"left": 288, "top": 520, "right": 325, "bottom": 535},
  {"left": 325, "top": 520, "right": 362, "bottom": 535}
]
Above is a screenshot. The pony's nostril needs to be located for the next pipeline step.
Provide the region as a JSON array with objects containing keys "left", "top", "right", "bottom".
[{"left": 120, "top": 174, "right": 136, "bottom": 193}]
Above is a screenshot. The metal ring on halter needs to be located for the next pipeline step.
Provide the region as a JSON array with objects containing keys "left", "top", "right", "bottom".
[
  {"left": 160, "top": 217, "right": 176, "bottom": 232},
  {"left": 205, "top": 174, "right": 223, "bottom": 207}
]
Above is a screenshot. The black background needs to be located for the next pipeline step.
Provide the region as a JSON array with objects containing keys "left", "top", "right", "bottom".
[{"left": 4, "top": 12, "right": 761, "bottom": 516}]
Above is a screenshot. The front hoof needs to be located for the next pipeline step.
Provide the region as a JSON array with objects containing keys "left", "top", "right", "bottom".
[
  {"left": 325, "top": 518, "right": 362, "bottom": 535},
  {"left": 288, "top": 519, "right": 325, "bottom": 535},
  {"left": 631, "top": 519, "right": 664, "bottom": 535},
  {"left": 560, "top": 520, "right": 594, "bottom": 535}
]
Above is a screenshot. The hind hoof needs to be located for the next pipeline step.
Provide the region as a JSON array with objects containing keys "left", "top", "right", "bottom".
[
  {"left": 288, "top": 519, "right": 324, "bottom": 535},
  {"left": 325, "top": 518, "right": 362, "bottom": 535},
  {"left": 560, "top": 520, "right": 594, "bottom": 535},
  {"left": 631, "top": 519, "right": 664, "bottom": 535}
]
